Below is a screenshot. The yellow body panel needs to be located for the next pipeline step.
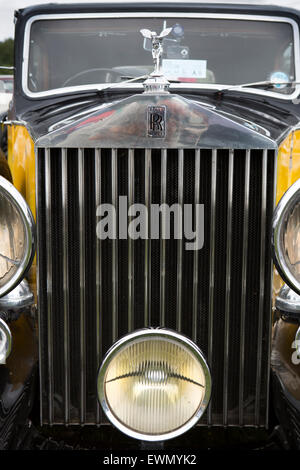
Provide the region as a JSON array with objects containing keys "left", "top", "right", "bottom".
[
  {"left": 276, "top": 130, "right": 300, "bottom": 204},
  {"left": 7, "top": 125, "right": 36, "bottom": 220},
  {"left": 7, "top": 124, "right": 36, "bottom": 288},
  {"left": 273, "top": 130, "right": 300, "bottom": 298}
]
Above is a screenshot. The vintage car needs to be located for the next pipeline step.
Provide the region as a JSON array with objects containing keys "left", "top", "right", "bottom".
[{"left": 1, "top": 0, "right": 300, "bottom": 451}]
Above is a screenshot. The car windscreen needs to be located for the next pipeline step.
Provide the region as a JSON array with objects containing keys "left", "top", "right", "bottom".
[{"left": 26, "top": 16, "right": 296, "bottom": 95}]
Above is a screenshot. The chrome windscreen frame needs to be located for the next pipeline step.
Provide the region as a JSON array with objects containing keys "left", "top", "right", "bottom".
[
  {"left": 22, "top": 12, "right": 300, "bottom": 101},
  {"left": 272, "top": 178, "right": 300, "bottom": 295},
  {"left": 97, "top": 328, "right": 212, "bottom": 441}
]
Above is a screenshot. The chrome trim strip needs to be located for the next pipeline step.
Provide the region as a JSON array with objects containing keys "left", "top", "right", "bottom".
[
  {"left": 128, "top": 149, "right": 134, "bottom": 332},
  {"left": 176, "top": 150, "right": 184, "bottom": 332},
  {"left": 78, "top": 148, "right": 86, "bottom": 424},
  {"left": 95, "top": 148, "right": 102, "bottom": 425},
  {"left": 97, "top": 328, "right": 211, "bottom": 442},
  {"left": 144, "top": 149, "right": 152, "bottom": 326},
  {"left": 45, "top": 148, "right": 53, "bottom": 425},
  {"left": 61, "top": 148, "right": 70, "bottom": 424},
  {"left": 160, "top": 149, "right": 167, "bottom": 326},
  {"left": 255, "top": 149, "right": 268, "bottom": 425},
  {"left": 192, "top": 149, "right": 200, "bottom": 343},
  {"left": 296, "top": 326, "right": 300, "bottom": 357},
  {"left": 223, "top": 149, "right": 234, "bottom": 425},
  {"left": 239, "top": 149, "right": 250, "bottom": 426},
  {"left": 208, "top": 149, "right": 217, "bottom": 425},
  {"left": 23, "top": 13, "right": 300, "bottom": 102},
  {"left": 112, "top": 149, "right": 118, "bottom": 341},
  {"left": 36, "top": 147, "right": 43, "bottom": 425},
  {"left": 266, "top": 149, "right": 278, "bottom": 427}
]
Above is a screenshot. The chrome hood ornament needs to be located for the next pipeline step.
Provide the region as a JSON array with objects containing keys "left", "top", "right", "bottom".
[{"left": 140, "top": 27, "right": 172, "bottom": 94}]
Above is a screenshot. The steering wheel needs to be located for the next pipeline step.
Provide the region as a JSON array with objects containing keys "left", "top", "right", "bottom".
[{"left": 62, "top": 68, "right": 125, "bottom": 87}]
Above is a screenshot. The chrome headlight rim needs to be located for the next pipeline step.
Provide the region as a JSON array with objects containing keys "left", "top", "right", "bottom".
[
  {"left": 272, "top": 178, "right": 300, "bottom": 295},
  {"left": 0, "top": 317, "right": 12, "bottom": 364},
  {"left": 97, "top": 328, "right": 211, "bottom": 442},
  {"left": 0, "top": 176, "right": 36, "bottom": 297},
  {"left": 296, "top": 326, "right": 300, "bottom": 358}
]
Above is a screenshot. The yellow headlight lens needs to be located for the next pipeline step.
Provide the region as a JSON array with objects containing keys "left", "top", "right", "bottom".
[
  {"left": 0, "top": 193, "right": 26, "bottom": 287},
  {"left": 98, "top": 329, "right": 211, "bottom": 441}
]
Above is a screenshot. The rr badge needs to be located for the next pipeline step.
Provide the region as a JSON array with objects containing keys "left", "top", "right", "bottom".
[{"left": 147, "top": 105, "right": 166, "bottom": 138}]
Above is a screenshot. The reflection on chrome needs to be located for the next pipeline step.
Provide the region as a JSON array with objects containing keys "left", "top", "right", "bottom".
[{"left": 0, "top": 318, "right": 12, "bottom": 364}]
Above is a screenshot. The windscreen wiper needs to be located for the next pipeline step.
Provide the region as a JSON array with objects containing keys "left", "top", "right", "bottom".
[{"left": 219, "top": 79, "right": 300, "bottom": 92}]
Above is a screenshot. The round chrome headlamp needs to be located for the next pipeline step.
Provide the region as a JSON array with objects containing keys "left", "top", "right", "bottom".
[
  {"left": 97, "top": 329, "right": 211, "bottom": 441},
  {"left": 272, "top": 179, "right": 300, "bottom": 294},
  {"left": 0, "top": 176, "right": 35, "bottom": 297}
]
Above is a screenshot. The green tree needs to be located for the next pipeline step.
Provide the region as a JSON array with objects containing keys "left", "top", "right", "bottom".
[{"left": 0, "top": 39, "right": 14, "bottom": 75}]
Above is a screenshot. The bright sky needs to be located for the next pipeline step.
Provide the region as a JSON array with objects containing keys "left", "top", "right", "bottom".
[
  {"left": 0, "top": 0, "right": 299, "bottom": 41},
  {"left": 0, "top": 0, "right": 104, "bottom": 41}
]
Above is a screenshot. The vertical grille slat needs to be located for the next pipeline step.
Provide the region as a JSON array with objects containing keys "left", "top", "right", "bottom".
[
  {"left": 128, "top": 149, "right": 135, "bottom": 332},
  {"left": 207, "top": 148, "right": 217, "bottom": 425},
  {"left": 37, "top": 149, "right": 44, "bottom": 426},
  {"left": 61, "top": 148, "right": 70, "bottom": 424},
  {"left": 160, "top": 149, "right": 167, "bottom": 327},
  {"left": 176, "top": 149, "right": 184, "bottom": 332},
  {"left": 38, "top": 146, "right": 275, "bottom": 427},
  {"left": 144, "top": 149, "right": 152, "bottom": 327},
  {"left": 192, "top": 149, "right": 200, "bottom": 343},
  {"left": 78, "top": 148, "right": 86, "bottom": 424},
  {"left": 239, "top": 149, "right": 251, "bottom": 426},
  {"left": 111, "top": 149, "right": 118, "bottom": 343},
  {"left": 255, "top": 148, "right": 268, "bottom": 425},
  {"left": 223, "top": 149, "right": 234, "bottom": 425},
  {"left": 45, "top": 148, "right": 54, "bottom": 425},
  {"left": 95, "top": 148, "right": 102, "bottom": 425},
  {"left": 265, "top": 149, "right": 278, "bottom": 427}
]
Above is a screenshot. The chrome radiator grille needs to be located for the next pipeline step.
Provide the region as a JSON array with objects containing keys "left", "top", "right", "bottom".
[{"left": 37, "top": 147, "right": 276, "bottom": 427}]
